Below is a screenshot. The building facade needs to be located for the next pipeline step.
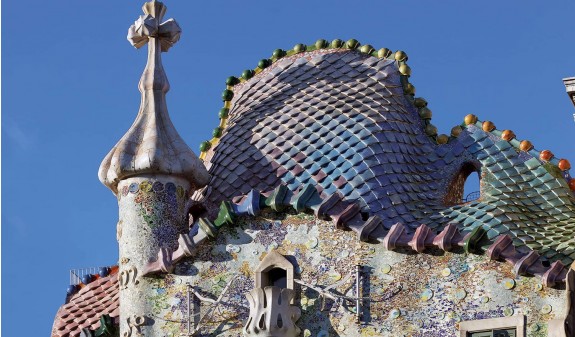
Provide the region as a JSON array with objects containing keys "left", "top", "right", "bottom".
[{"left": 52, "top": 2, "right": 575, "bottom": 337}]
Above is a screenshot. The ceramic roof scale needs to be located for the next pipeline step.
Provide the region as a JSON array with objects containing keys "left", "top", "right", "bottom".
[{"left": 52, "top": 2, "right": 575, "bottom": 337}]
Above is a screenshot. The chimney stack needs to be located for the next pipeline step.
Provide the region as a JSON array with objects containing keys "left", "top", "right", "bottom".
[{"left": 563, "top": 76, "right": 575, "bottom": 110}]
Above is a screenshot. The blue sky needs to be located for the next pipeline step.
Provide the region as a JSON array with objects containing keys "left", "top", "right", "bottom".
[{"left": 3, "top": 1, "right": 575, "bottom": 335}]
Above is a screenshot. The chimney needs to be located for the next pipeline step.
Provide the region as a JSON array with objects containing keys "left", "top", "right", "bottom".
[{"left": 563, "top": 77, "right": 575, "bottom": 120}]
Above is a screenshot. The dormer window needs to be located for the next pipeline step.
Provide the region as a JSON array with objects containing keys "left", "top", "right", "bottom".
[
  {"left": 254, "top": 251, "right": 294, "bottom": 291},
  {"left": 266, "top": 268, "right": 288, "bottom": 289},
  {"left": 244, "top": 251, "right": 301, "bottom": 336}
]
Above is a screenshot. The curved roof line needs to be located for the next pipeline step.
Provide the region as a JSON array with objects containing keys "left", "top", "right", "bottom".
[
  {"left": 458, "top": 114, "right": 573, "bottom": 188},
  {"left": 197, "top": 38, "right": 434, "bottom": 159},
  {"left": 195, "top": 38, "right": 575, "bottom": 192}
]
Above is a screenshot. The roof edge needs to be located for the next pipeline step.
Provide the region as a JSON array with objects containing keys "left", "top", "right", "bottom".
[{"left": 142, "top": 184, "right": 572, "bottom": 289}]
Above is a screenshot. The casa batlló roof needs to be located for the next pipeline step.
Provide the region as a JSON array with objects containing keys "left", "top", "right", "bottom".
[
  {"left": 194, "top": 38, "right": 575, "bottom": 265},
  {"left": 53, "top": 37, "right": 575, "bottom": 336}
]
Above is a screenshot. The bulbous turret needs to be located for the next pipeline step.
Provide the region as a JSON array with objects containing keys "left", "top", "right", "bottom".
[
  {"left": 98, "top": 0, "right": 208, "bottom": 194},
  {"left": 97, "top": 2, "right": 209, "bottom": 336}
]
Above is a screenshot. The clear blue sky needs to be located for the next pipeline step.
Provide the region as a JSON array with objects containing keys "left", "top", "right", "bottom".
[{"left": 3, "top": 1, "right": 575, "bottom": 336}]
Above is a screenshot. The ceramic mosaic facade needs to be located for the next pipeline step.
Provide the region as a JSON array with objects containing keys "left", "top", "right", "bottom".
[
  {"left": 52, "top": 1, "right": 575, "bottom": 336},
  {"left": 140, "top": 213, "right": 568, "bottom": 337},
  {"left": 116, "top": 177, "right": 191, "bottom": 336}
]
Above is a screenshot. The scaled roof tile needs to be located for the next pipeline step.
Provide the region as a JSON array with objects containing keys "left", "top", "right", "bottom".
[
  {"left": 191, "top": 46, "right": 575, "bottom": 266},
  {"left": 51, "top": 268, "right": 119, "bottom": 337}
]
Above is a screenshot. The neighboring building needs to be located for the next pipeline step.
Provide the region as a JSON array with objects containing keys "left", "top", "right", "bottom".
[{"left": 52, "top": 2, "right": 575, "bottom": 337}]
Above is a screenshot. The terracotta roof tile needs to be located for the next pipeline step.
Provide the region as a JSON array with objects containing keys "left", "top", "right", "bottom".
[{"left": 51, "top": 268, "right": 119, "bottom": 337}]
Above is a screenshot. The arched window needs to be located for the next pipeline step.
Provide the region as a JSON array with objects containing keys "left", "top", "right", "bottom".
[
  {"left": 463, "top": 171, "right": 481, "bottom": 202},
  {"left": 444, "top": 162, "right": 481, "bottom": 206}
]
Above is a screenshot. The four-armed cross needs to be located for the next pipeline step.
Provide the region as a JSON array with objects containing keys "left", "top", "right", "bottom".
[
  {"left": 127, "top": 1, "right": 181, "bottom": 52},
  {"left": 127, "top": 1, "right": 181, "bottom": 93}
]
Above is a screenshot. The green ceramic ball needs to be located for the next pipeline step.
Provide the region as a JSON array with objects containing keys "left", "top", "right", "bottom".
[
  {"left": 212, "top": 127, "right": 223, "bottom": 138},
  {"left": 360, "top": 44, "right": 374, "bottom": 54},
  {"left": 294, "top": 43, "right": 307, "bottom": 53},
  {"left": 331, "top": 39, "right": 344, "bottom": 48},
  {"left": 425, "top": 124, "right": 438, "bottom": 136},
  {"left": 377, "top": 48, "right": 392, "bottom": 58},
  {"left": 226, "top": 76, "right": 239, "bottom": 86},
  {"left": 221, "top": 89, "right": 234, "bottom": 101},
  {"left": 414, "top": 97, "right": 428, "bottom": 108},
  {"left": 419, "top": 107, "right": 432, "bottom": 119},
  {"left": 200, "top": 141, "right": 211, "bottom": 152},
  {"left": 345, "top": 39, "right": 360, "bottom": 49},
  {"left": 241, "top": 69, "right": 254, "bottom": 80},
  {"left": 315, "top": 39, "right": 328, "bottom": 49},
  {"left": 258, "top": 59, "right": 271, "bottom": 69},
  {"left": 272, "top": 49, "right": 286, "bottom": 59},
  {"left": 395, "top": 50, "right": 408, "bottom": 62},
  {"left": 219, "top": 108, "right": 229, "bottom": 119}
]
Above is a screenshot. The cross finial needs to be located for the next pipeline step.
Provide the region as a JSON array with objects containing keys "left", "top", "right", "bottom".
[
  {"left": 98, "top": 1, "right": 209, "bottom": 194},
  {"left": 127, "top": 1, "right": 181, "bottom": 52}
]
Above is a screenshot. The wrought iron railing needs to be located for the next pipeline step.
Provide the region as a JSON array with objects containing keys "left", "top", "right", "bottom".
[
  {"left": 69, "top": 267, "right": 105, "bottom": 285},
  {"left": 463, "top": 191, "right": 480, "bottom": 203}
]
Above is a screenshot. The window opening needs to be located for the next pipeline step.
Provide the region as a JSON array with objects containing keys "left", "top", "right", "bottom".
[
  {"left": 444, "top": 162, "right": 480, "bottom": 206},
  {"left": 254, "top": 250, "right": 295, "bottom": 291},
  {"left": 468, "top": 328, "right": 516, "bottom": 337},
  {"left": 463, "top": 171, "right": 481, "bottom": 202},
  {"left": 267, "top": 268, "right": 287, "bottom": 289},
  {"left": 459, "top": 315, "right": 525, "bottom": 337}
]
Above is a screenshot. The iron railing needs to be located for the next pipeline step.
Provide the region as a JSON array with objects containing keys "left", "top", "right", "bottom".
[
  {"left": 463, "top": 191, "right": 480, "bottom": 203},
  {"left": 69, "top": 267, "right": 105, "bottom": 285}
]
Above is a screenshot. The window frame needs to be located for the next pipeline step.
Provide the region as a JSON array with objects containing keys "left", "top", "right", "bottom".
[
  {"left": 458, "top": 315, "right": 526, "bottom": 337},
  {"left": 254, "top": 250, "right": 294, "bottom": 290}
]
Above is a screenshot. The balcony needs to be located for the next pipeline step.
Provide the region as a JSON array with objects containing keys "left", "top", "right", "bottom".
[{"left": 244, "top": 287, "right": 301, "bottom": 337}]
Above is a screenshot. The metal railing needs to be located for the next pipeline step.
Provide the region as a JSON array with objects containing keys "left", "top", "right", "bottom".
[
  {"left": 463, "top": 191, "right": 480, "bottom": 203},
  {"left": 69, "top": 267, "right": 105, "bottom": 285}
]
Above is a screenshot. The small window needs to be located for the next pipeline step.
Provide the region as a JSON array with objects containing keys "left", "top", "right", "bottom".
[
  {"left": 468, "top": 328, "right": 516, "bottom": 337},
  {"left": 459, "top": 316, "right": 525, "bottom": 337},
  {"left": 267, "top": 268, "right": 287, "bottom": 289},
  {"left": 445, "top": 162, "right": 481, "bottom": 206},
  {"left": 254, "top": 250, "right": 294, "bottom": 290},
  {"left": 463, "top": 171, "right": 481, "bottom": 202}
]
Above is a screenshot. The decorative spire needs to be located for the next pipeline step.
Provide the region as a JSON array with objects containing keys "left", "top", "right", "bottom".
[{"left": 98, "top": 1, "right": 209, "bottom": 194}]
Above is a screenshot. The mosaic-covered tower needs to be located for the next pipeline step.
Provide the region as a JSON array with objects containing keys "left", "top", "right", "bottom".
[{"left": 98, "top": 1, "right": 209, "bottom": 335}]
